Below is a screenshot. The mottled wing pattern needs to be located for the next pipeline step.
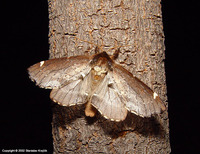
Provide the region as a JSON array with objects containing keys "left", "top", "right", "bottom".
[
  {"left": 50, "top": 72, "right": 92, "bottom": 106},
  {"left": 112, "top": 64, "right": 166, "bottom": 117},
  {"left": 91, "top": 73, "right": 128, "bottom": 121},
  {"left": 28, "top": 56, "right": 91, "bottom": 89}
]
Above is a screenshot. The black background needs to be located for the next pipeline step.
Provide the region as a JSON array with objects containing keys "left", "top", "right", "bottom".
[{"left": 1, "top": 1, "right": 199, "bottom": 153}]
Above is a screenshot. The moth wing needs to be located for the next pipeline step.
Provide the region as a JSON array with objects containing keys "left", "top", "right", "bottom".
[
  {"left": 91, "top": 73, "right": 128, "bottom": 121},
  {"left": 112, "top": 64, "right": 166, "bottom": 117},
  {"left": 50, "top": 71, "right": 92, "bottom": 106},
  {"left": 28, "top": 56, "right": 91, "bottom": 89}
]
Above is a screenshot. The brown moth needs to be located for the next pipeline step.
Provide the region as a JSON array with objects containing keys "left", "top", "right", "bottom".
[{"left": 28, "top": 49, "right": 165, "bottom": 121}]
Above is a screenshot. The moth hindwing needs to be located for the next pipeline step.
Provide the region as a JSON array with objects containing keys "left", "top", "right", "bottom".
[{"left": 28, "top": 51, "right": 165, "bottom": 121}]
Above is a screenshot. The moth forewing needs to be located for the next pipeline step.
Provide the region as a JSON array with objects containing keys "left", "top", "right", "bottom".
[{"left": 28, "top": 55, "right": 91, "bottom": 89}]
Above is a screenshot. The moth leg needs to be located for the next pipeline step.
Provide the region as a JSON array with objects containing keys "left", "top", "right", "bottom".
[{"left": 85, "top": 101, "right": 97, "bottom": 117}]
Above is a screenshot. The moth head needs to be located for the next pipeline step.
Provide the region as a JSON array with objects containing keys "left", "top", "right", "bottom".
[{"left": 90, "top": 52, "right": 113, "bottom": 71}]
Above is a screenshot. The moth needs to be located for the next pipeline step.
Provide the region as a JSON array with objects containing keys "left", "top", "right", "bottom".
[{"left": 28, "top": 49, "right": 165, "bottom": 121}]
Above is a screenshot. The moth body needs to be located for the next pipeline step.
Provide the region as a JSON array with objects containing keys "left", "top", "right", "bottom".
[{"left": 85, "top": 53, "right": 113, "bottom": 117}]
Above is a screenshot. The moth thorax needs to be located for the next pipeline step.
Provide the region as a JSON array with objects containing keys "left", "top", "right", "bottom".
[
  {"left": 94, "top": 66, "right": 107, "bottom": 75},
  {"left": 92, "top": 66, "right": 107, "bottom": 81}
]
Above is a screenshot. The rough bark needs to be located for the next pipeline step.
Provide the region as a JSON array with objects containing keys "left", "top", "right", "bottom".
[{"left": 48, "top": 0, "right": 170, "bottom": 153}]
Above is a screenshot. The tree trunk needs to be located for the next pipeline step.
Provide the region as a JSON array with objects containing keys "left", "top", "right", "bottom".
[{"left": 48, "top": 0, "right": 171, "bottom": 153}]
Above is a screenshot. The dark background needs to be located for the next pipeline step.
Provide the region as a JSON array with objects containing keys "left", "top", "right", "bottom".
[{"left": 1, "top": 1, "right": 199, "bottom": 153}]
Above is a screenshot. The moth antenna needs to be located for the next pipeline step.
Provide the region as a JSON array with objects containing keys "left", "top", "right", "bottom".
[
  {"left": 72, "top": 36, "right": 103, "bottom": 54},
  {"left": 74, "top": 37, "right": 98, "bottom": 47},
  {"left": 95, "top": 46, "right": 100, "bottom": 54},
  {"left": 111, "top": 48, "right": 120, "bottom": 60}
]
